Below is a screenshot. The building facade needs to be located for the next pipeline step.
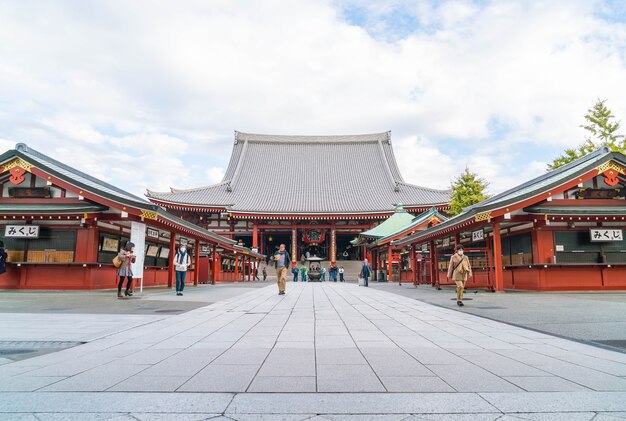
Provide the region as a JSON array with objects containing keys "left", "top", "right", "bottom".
[
  {"left": 0, "top": 144, "right": 263, "bottom": 289},
  {"left": 147, "top": 131, "right": 451, "bottom": 265},
  {"left": 393, "top": 147, "right": 626, "bottom": 291}
]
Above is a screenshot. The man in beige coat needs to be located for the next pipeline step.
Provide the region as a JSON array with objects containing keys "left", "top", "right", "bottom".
[{"left": 447, "top": 244, "right": 472, "bottom": 307}]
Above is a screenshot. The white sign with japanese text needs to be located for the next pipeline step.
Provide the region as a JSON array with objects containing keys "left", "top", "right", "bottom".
[
  {"left": 147, "top": 228, "right": 159, "bottom": 238},
  {"left": 5, "top": 225, "right": 39, "bottom": 238},
  {"left": 590, "top": 229, "right": 623, "bottom": 242},
  {"left": 472, "top": 229, "right": 484, "bottom": 242}
]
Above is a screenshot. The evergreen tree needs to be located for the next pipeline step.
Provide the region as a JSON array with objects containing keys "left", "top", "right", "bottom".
[
  {"left": 548, "top": 99, "right": 625, "bottom": 170},
  {"left": 448, "top": 167, "right": 490, "bottom": 215}
]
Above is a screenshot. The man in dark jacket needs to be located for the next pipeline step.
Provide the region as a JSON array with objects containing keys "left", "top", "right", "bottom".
[
  {"left": 360, "top": 258, "right": 371, "bottom": 287},
  {"left": 274, "top": 244, "right": 291, "bottom": 295}
]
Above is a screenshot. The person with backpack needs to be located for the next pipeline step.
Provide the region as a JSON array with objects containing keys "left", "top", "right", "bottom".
[
  {"left": 116, "top": 241, "right": 136, "bottom": 298},
  {"left": 447, "top": 244, "right": 472, "bottom": 307},
  {"left": 174, "top": 244, "right": 191, "bottom": 296}
]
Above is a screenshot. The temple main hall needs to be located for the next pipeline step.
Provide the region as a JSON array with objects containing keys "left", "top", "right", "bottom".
[{"left": 147, "top": 131, "right": 451, "bottom": 263}]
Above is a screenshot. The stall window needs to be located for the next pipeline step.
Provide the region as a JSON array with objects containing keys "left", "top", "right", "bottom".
[
  {"left": 554, "top": 231, "right": 600, "bottom": 263},
  {"left": 12, "top": 228, "right": 77, "bottom": 263},
  {"left": 508, "top": 233, "right": 533, "bottom": 265}
]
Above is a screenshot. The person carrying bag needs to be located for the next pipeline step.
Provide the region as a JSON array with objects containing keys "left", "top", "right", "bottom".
[{"left": 447, "top": 245, "right": 472, "bottom": 307}]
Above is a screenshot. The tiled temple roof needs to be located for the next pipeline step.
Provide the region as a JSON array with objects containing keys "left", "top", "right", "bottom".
[{"left": 147, "top": 131, "right": 451, "bottom": 214}]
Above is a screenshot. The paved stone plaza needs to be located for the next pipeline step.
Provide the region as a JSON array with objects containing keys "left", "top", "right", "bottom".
[{"left": 1, "top": 283, "right": 626, "bottom": 420}]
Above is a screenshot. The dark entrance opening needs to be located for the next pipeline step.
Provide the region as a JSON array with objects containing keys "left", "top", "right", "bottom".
[
  {"left": 263, "top": 232, "right": 291, "bottom": 264},
  {"left": 337, "top": 234, "right": 360, "bottom": 260}
]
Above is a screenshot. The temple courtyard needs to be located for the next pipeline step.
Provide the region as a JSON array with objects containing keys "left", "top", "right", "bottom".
[{"left": 1, "top": 283, "right": 626, "bottom": 420}]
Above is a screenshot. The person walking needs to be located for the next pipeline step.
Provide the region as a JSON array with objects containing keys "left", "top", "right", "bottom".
[
  {"left": 274, "top": 243, "right": 290, "bottom": 295},
  {"left": 292, "top": 263, "right": 299, "bottom": 282},
  {"left": 254, "top": 265, "right": 260, "bottom": 281},
  {"left": 447, "top": 244, "right": 472, "bottom": 307},
  {"left": 321, "top": 266, "right": 326, "bottom": 282},
  {"left": 339, "top": 266, "right": 345, "bottom": 282},
  {"left": 262, "top": 266, "right": 267, "bottom": 282},
  {"left": 329, "top": 262, "right": 338, "bottom": 282},
  {"left": 174, "top": 244, "right": 191, "bottom": 296},
  {"left": 360, "top": 258, "right": 371, "bottom": 287},
  {"left": 117, "top": 241, "right": 136, "bottom": 298},
  {"left": 300, "top": 263, "right": 307, "bottom": 282},
  {"left": 0, "top": 241, "right": 7, "bottom": 276}
]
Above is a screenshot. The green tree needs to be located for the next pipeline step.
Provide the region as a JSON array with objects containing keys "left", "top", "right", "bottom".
[
  {"left": 548, "top": 99, "right": 625, "bottom": 170},
  {"left": 449, "top": 167, "right": 490, "bottom": 215}
]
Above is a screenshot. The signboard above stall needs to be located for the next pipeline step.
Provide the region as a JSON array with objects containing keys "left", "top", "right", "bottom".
[{"left": 5, "top": 225, "right": 40, "bottom": 238}]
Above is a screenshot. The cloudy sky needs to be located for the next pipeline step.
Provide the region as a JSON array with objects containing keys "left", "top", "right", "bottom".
[{"left": 1, "top": 0, "right": 625, "bottom": 198}]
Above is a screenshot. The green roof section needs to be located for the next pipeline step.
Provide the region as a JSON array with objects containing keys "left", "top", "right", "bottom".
[
  {"left": 354, "top": 204, "right": 448, "bottom": 247},
  {"left": 373, "top": 206, "right": 448, "bottom": 246},
  {"left": 358, "top": 203, "right": 416, "bottom": 239}
]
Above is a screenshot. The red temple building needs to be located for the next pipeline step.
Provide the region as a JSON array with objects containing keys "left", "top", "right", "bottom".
[
  {"left": 389, "top": 147, "right": 626, "bottom": 291},
  {"left": 146, "top": 131, "right": 451, "bottom": 267},
  {"left": 0, "top": 143, "right": 263, "bottom": 289}
]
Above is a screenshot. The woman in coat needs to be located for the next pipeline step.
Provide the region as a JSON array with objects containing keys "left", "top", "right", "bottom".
[
  {"left": 447, "top": 245, "right": 472, "bottom": 306},
  {"left": 117, "top": 241, "right": 136, "bottom": 298}
]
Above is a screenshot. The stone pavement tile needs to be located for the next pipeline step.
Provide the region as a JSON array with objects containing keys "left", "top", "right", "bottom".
[
  {"left": 177, "top": 364, "right": 259, "bottom": 392},
  {"left": 557, "top": 353, "right": 626, "bottom": 376},
  {"left": 316, "top": 325, "right": 350, "bottom": 335},
  {"left": 426, "top": 363, "right": 523, "bottom": 392},
  {"left": 275, "top": 341, "right": 315, "bottom": 349},
  {"left": 593, "top": 414, "right": 626, "bottom": 421},
  {"left": 391, "top": 336, "right": 441, "bottom": 348},
  {"left": 532, "top": 359, "right": 626, "bottom": 391},
  {"left": 226, "top": 392, "right": 497, "bottom": 414},
  {"left": 107, "top": 375, "right": 189, "bottom": 392},
  {"left": 316, "top": 348, "right": 367, "bottom": 365},
  {"left": 257, "top": 351, "right": 316, "bottom": 377},
  {"left": 315, "top": 335, "right": 357, "bottom": 349},
  {"left": 123, "top": 348, "right": 181, "bottom": 365},
  {"left": 0, "top": 392, "right": 233, "bottom": 413},
  {"left": 225, "top": 415, "right": 317, "bottom": 421},
  {"left": 151, "top": 335, "right": 202, "bottom": 349},
  {"left": 480, "top": 391, "right": 626, "bottom": 413},
  {"left": 233, "top": 335, "right": 278, "bottom": 349},
  {"left": 460, "top": 353, "right": 550, "bottom": 377},
  {"left": 317, "top": 364, "right": 385, "bottom": 392},
  {"left": 380, "top": 376, "right": 454, "bottom": 392},
  {"left": 492, "top": 349, "right": 563, "bottom": 367},
  {"left": 212, "top": 348, "right": 271, "bottom": 365},
  {"left": 20, "top": 354, "right": 117, "bottom": 377},
  {"left": 247, "top": 375, "right": 317, "bottom": 392},
  {"left": 0, "top": 375, "right": 65, "bottom": 391},
  {"left": 364, "top": 354, "right": 432, "bottom": 377},
  {"left": 492, "top": 413, "right": 596, "bottom": 421},
  {"left": 40, "top": 362, "right": 149, "bottom": 391},
  {"left": 502, "top": 376, "right": 590, "bottom": 391},
  {"left": 354, "top": 340, "right": 397, "bottom": 349},
  {"left": 130, "top": 415, "right": 222, "bottom": 421},
  {"left": 404, "top": 416, "right": 502, "bottom": 421},
  {"left": 319, "top": 416, "right": 410, "bottom": 421},
  {"left": 140, "top": 348, "right": 226, "bottom": 376},
  {"left": 279, "top": 330, "right": 314, "bottom": 341},
  {"left": 404, "top": 348, "right": 465, "bottom": 365},
  {"left": 350, "top": 330, "right": 389, "bottom": 341}
]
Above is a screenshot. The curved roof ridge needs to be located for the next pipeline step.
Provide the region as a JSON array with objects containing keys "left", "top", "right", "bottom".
[
  {"left": 396, "top": 181, "right": 451, "bottom": 193},
  {"left": 147, "top": 180, "right": 232, "bottom": 197},
  {"left": 234, "top": 131, "right": 390, "bottom": 144}
]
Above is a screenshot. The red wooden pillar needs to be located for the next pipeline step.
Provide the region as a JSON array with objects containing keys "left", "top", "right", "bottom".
[
  {"left": 252, "top": 223, "right": 258, "bottom": 249},
  {"left": 194, "top": 240, "right": 200, "bottom": 286},
  {"left": 493, "top": 222, "right": 504, "bottom": 291},
  {"left": 291, "top": 228, "right": 297, "bottom": 263},
  {"left": 247, "top": 256, "right": 252, "bottom": 281},
  {"left": 410, "top": 245, "right": 416, "bottom": 286},
  {"left": 454, "top": 233, "right": 461, "bottom": 248},
  {"left": 75, "top": 225, "right": 98, "bottom": 262},
  {"left": 167, "top": 234, "right": 175, "bottom": 289},
  {"left": 212, "top": 246, "right": 220, "bottom": 284},
  {"left": 430, "top": 240, "right": 437, "bottom": 287},
  {"left": 387, "top": 244, "right": 393, "bottom": 282},
  {"left": 234, "top": 254, "right": 239, "bottom": 282}
]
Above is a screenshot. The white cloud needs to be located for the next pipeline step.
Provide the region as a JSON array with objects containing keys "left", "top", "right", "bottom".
[{"left": 0, "top": 0, "right": 625, "bottom": 199}]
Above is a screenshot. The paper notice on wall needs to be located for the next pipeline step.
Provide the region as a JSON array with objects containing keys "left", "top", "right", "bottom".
[{"left": 130, "top": 222, "right": 146, "bottom": 280}]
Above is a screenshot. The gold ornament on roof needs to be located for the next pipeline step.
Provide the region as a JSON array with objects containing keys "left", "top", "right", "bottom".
[
  {"left": 140, "top": 209, "right": 158, "bottom": 220},
  {"left": 474, "top": 212, "right": 492, "bottom": 222}
]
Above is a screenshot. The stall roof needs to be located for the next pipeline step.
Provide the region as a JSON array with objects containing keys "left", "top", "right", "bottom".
[
  {"left": 0, "top": 144, "right": 262, "bottom": 254},
  {"left": 395, "top": 147, "right": 626, "bottom": 246}
]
